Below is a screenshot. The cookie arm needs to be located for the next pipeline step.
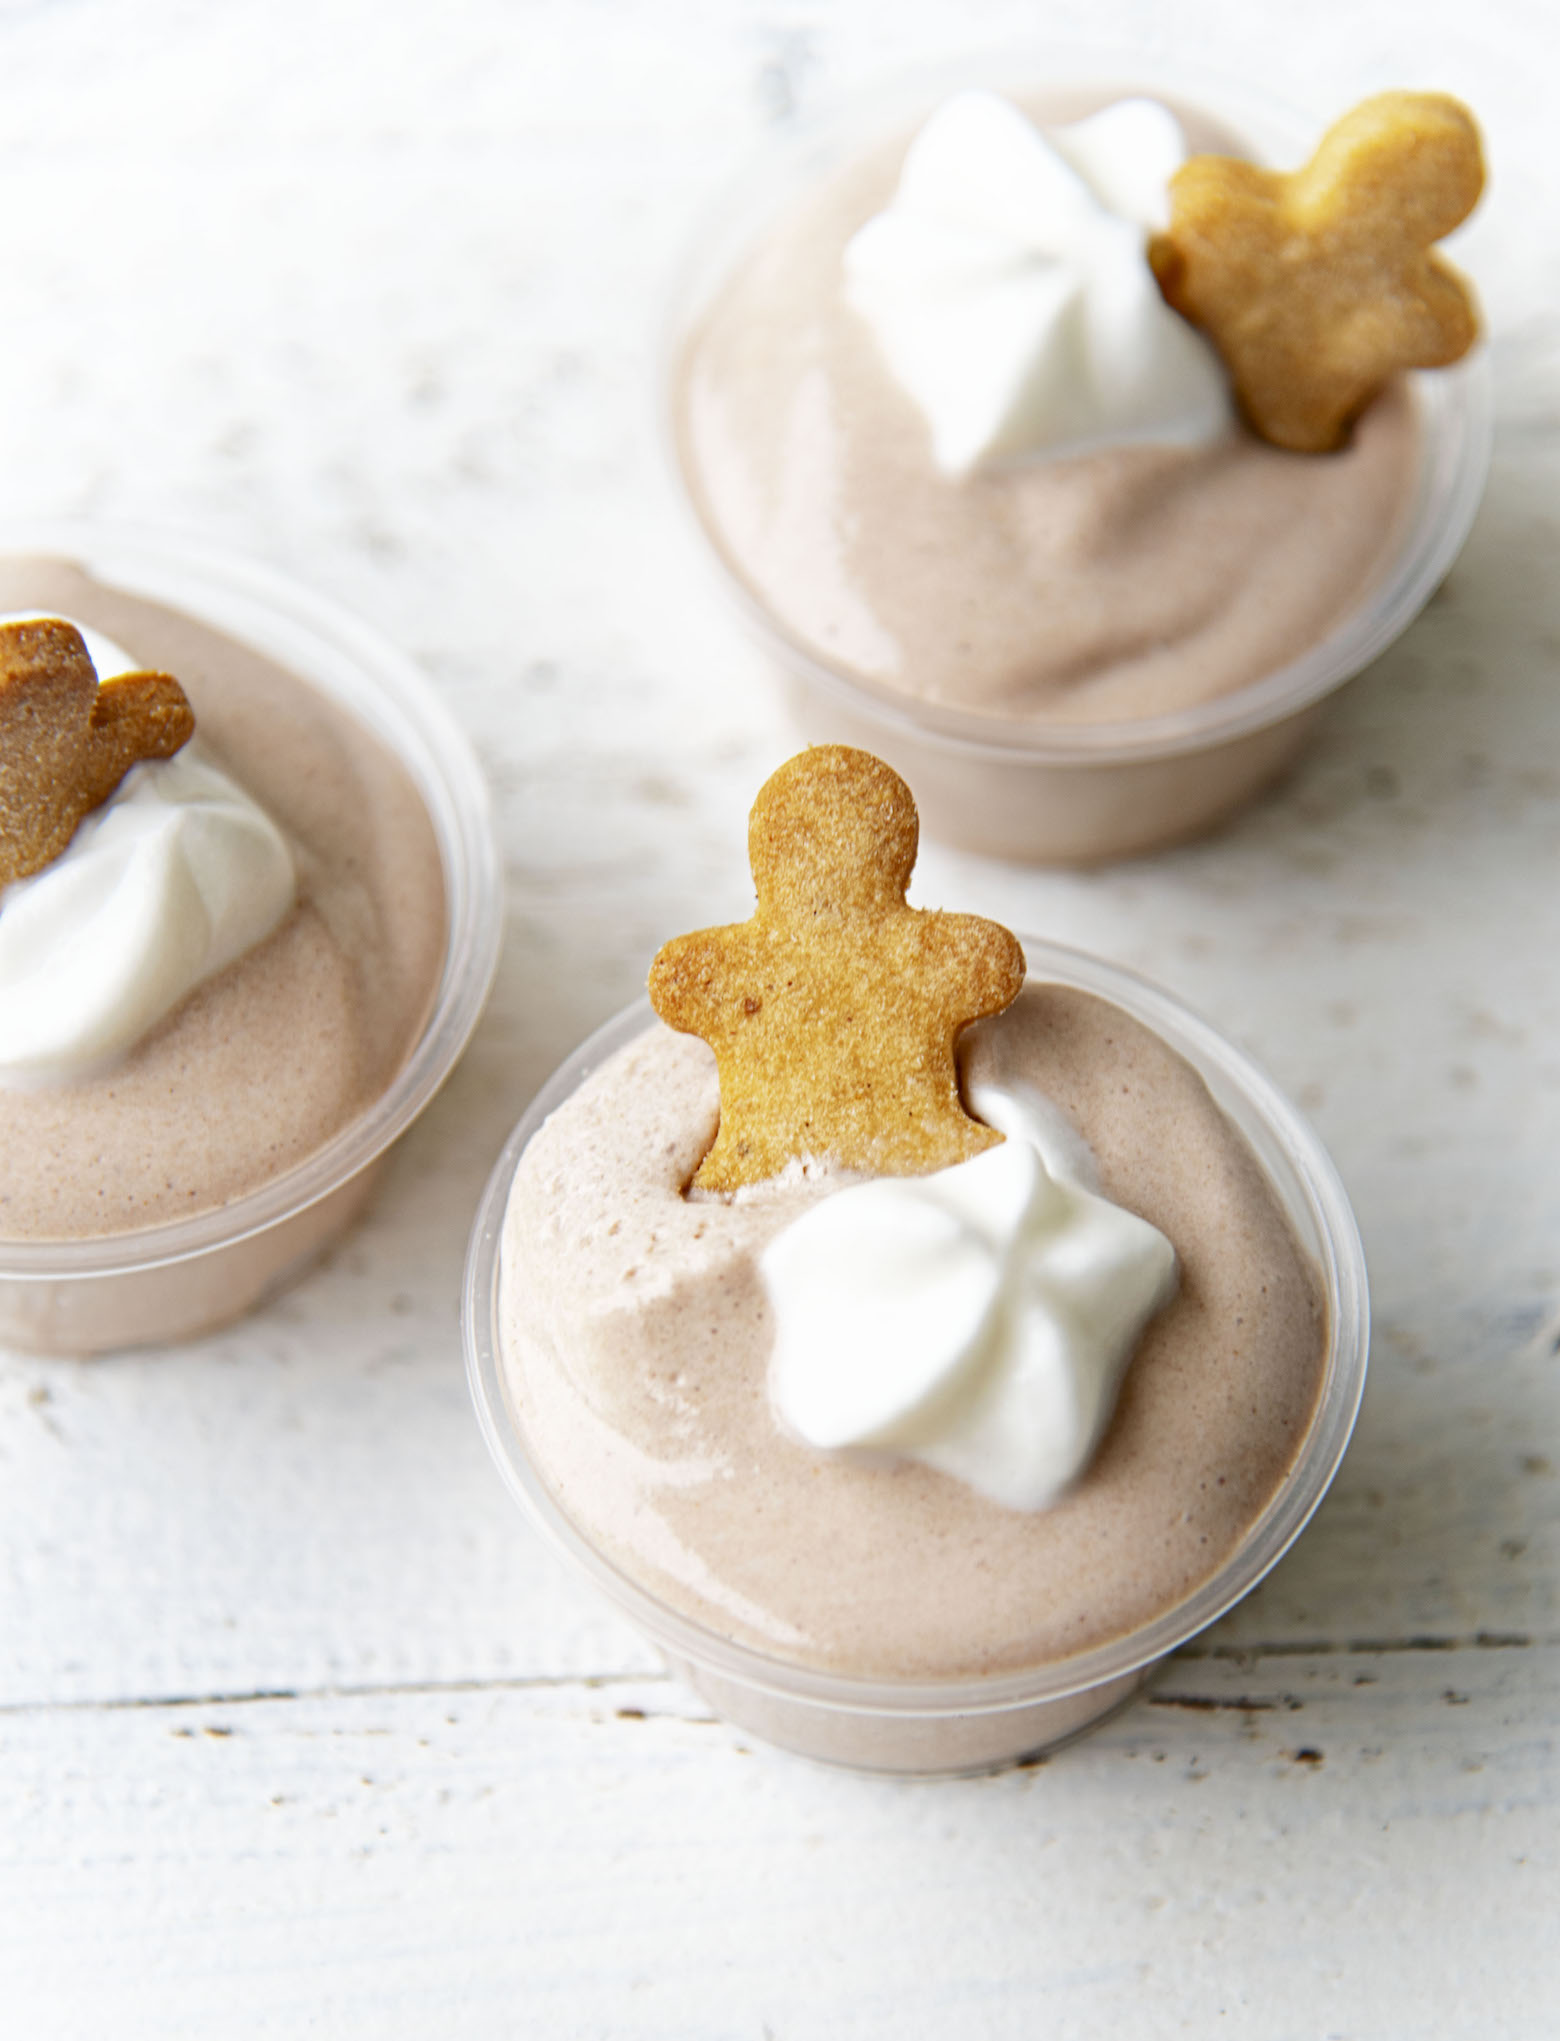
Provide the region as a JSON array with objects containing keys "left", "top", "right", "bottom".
[
  {"left": 936, "top": 913, "right": 1027, "bottom": 1023},
  {"left": 649, "top": 925, "right": 747, "bottom": 1042},
  {"left": 1404, "top": 252, "right": 1480, "bottom": 364},
  {"left": 82, "top": 671, "right": 196, "bottom": 810}
]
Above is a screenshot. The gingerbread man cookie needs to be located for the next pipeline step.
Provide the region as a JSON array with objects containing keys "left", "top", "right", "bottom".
[
  {"left": 1149, "top": 91, "right": 1484, "bottom": 453},
  {"left": 0, "top": 618, "right": 195, "bottom": 890},
  {"left": 649, "top": 746, "right": 1026, "bottom": 1192}
]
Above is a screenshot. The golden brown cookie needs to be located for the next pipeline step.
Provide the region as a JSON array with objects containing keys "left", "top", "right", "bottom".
[
  {"left": 649, "top": 746, "right": 1026, "bottom": 1191},
  {"left": 0, "top": 618, "right": 195, "bottom": 889},
  {"left": 1149, "top": 91, "right": 1484, "bottom": 453}
]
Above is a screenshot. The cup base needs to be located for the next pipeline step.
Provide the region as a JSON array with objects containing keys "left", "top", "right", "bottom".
[
  {"left": 781, "top": 663, "right": 1325, "bottom": 863},
  {"left": 669, "top": 1651, "right": 1151, "bottom": 1775}
]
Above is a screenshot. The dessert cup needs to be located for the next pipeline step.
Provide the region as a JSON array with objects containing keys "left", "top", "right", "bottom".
[
  {"left": 0, "top": 521, "right": 502, "bottom": 1356},
  {"left": 465, "top": 938, "right": 1369, "bottom": 1775},
  {"left": 662, "top": 55, "right": 1494, "bottom": 865}
]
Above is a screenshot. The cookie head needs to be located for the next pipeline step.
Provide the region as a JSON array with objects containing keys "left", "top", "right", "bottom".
[
  {"left": 649, "top": 746, "right": 1026, "bottom": 1192},
  {"left": 749, "top": 744, "right": 918, "bottom": 914}
]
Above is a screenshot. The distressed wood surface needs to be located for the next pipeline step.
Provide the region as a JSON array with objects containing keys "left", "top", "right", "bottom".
[
  {"left": 1, "top": 1, "right": 1558, "bottom": 2034},
  {"left": 3, "top": 1649, "right": 1556, "bottom": 2040}
]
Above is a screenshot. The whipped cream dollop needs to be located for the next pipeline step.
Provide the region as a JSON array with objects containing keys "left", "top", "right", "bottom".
[
  {"left": 842, "top": 90, "right": 1231, "bottom": 476},
  {"left": 0, "top": 617, "right": 296, "bottom": 1088},
  {"left": 762, "top": 1072, "right": 1178, "bottom": 1512}
]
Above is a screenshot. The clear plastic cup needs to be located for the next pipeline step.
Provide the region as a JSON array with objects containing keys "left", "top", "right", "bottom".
[
  {"left": 0, "top": 521, "right": 502, "bottom": 1356},
  {"left": 464, "top": 937, "right": 1369, "bottom": 1775},
  {"left": 661, "top": 56, "right": 1494, "bottom": 864}
]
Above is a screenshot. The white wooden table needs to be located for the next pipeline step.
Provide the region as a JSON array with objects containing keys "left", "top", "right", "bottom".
[{"left": 2, "top": 3, "right": 1557, "bottom": 2033}]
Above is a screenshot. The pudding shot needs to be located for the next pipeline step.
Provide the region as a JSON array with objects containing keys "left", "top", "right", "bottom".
[
  {"left": 468, "top": 749, "right": 1368, "bottom": 1772},
  {"left": 669, "top": 75, "right": 1492, "bottom": 860},
  {"left": 0, "top": 534, "right": 499, "bottom": 1354}
]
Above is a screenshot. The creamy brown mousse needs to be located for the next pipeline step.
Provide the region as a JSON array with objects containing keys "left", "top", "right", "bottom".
[
  {"left": 499, "top": 983, "right": 1328, "bottom": 1683},
  {"left": 0, "top": 559, "right": 447, "bottom": 1240},
  {"left": 674, "top": 104, "right": 1423, "bottom": 725}
]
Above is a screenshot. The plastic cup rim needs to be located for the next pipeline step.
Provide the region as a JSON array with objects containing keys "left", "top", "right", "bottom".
[{"left": 463, "top": 936, "right": 1370, "bottom": 1721}]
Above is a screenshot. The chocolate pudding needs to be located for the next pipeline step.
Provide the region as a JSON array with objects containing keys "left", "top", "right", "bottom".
[
  {"left": 673, "top": 105, "right": 1422, "bottom": 728},
  {"left": 497, "top": 982, "right": 1328, "bottom": 1683},
  {"left": 663, "top": 83, "right": 1491, "bottom": 864},
  {"left": 0, "top": 558, "right": 448, "bottom": 1242}
]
